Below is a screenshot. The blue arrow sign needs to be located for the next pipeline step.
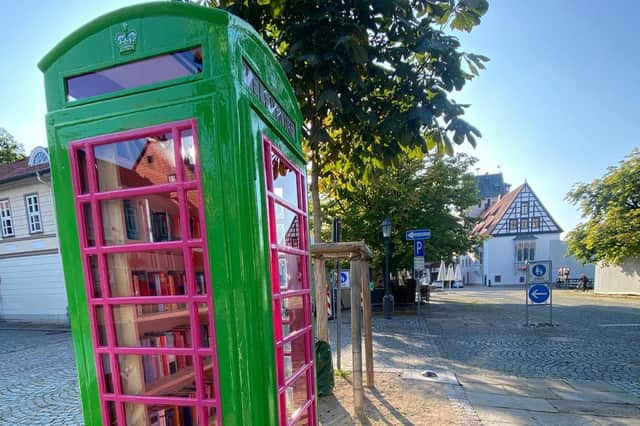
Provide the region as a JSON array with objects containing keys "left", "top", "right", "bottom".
[
  {"left": 414, "top": 240, "right": 424, "bottom": 257},
  {"left": 532, "top": 264, "right": 547, "bottom": 277},
  {"left": 406, "top": 229, "right": 431, "bottom": 240},
  {"left": 340, "top": 272, "right": 348, "bottom": 284},
  {"left": 529, "top": 284, "right": 550, "bottom": 304}
]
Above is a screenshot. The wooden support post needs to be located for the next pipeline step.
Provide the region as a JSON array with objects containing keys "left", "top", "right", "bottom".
[
  {"left": 350, "top": 259, "right": 364, "bottom": 417},
  {"left": 360, "top": 260, "right": 374, "bottom": 388},
  {"left": 313, "top": 258, "right": 329, "bottom": 342}
]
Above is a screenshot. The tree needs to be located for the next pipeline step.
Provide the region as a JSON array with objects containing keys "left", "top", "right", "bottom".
[
  {"left": 0, "top": 128, "right": 25, "bottom": 165},
  {"left": 325, "top": 152, "right": 481, "bottom": 272},
  {"left": 566, "top": 149, "right": 640, "bottom": 265},
  {"left": 210, "top": 0, "right": 489, "bottom": 242}
]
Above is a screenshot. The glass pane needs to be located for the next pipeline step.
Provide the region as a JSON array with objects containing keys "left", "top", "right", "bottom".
[
  {"left": 278, "top": 253, "right": 303, "bottom": 292},
  {"left": 89, "top": 255, "right": 101, "bottom": 297},
  {"left": 286, "top": 373, "right": 309, "bottom": 420},
  {"left": 198, "top": 303, "right": 211, "bottom": 348},
  {"left": 83, "top": 203, "right": 96, "bottom": 247},
  {"left": 181, "top": 129, "right": 197, "bottom": 181},
  {"left": 118, "top": 353, "right": 195, "bottom": 397},
  {"left": 105, "top": 251, "right": 186, "bottom": 297},
  {"left": 101, "top": 354, "right": 114, "bottom": 393},
  {"left": 124, "top": 403, "right": 206, "bottom": 426},
  {"left": 281, "top": 295, "right": 306, "bottom": 338},
  {"left": 202, "top": 356, "right": 216, "bottom": 400},
  {"left": 106, "top": 401, "right": 117, "bottom": 426},
  {"left": 186, "top": 191, "right": 202, "bottom": 239},
  {"left": 95, "top": 305, "right": 108, "bottom": 346},
  {"left": 283, "top": 334, "right": 307, "bottom": 381},
  {"left": 95, "top": 133, "right": 175, "bottom": 191},
  {"left": 193, "top": 249, "right": 208, "bottom": 295},
  {"left": 100, "top": 193, "right": 181, "bottom": 245},
  {"left": 271, "top": 154, "right": 299, "bottom": 207},
  {"left": 275, "top": 205, "right": 300, "bottom": 248},
  {"left": 112, "top": 304, "right": 193, "bottom": 348},
  {"left": 67, "top": 47, "right": 203, "bottom": 101},
  {"left": 76, "top": 147, "right": 89, "bottom": 194}
]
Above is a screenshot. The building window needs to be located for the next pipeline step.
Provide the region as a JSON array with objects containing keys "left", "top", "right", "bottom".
[
  {"left": 0, "top": 199, "right": 14, "bottom": 237},
  {"left": 25, "top": 194, "right": 43, "bottom": 234},
  {"left": 123, "top": 199, "right": 139, "bottom": 240},
  {"left": 531, "top": 217, "right": 540, "bottom": 230},
  {"left": 515, "top": 240, "right": 536, "bottom": 262},
  {"left": 509, "top": 219, "right": 518, "bottom": 231},
  {"left": 494, "top": 275, "right": 501, "bottom": 283},
  {"left": 520, "top": 218, "right": 529, "bottom": 231},
  {"left": 521, "top": 201, "right": 529, "bottom": 216}
]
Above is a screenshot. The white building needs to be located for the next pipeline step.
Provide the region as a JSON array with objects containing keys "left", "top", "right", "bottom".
[
  {"left": 461, "top": 182, "right": 594, "bottom": 286},
  {"left": 0, "top": 147, "right": 67, "bottom": 323}
]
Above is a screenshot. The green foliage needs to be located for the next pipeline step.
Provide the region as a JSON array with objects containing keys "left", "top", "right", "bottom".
[
  {"left": 325, "top": 153, "right": 481, "bottom": 271},
  {"left": 0, "top": 128, "right": 25, "bottom": 165},
  {"left": 566, "top": 149, "right": 640, "bottom": 265},
  {"left": 209, "top": 0, "right": 489, "bottom": 241}
]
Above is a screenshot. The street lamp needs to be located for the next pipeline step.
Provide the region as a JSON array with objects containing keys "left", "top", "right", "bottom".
[{"left": 382, "top": 218, "right": 393, "bottom": 319}]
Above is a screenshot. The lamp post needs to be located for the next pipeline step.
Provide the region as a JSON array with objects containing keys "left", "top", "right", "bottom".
[{"left": 382, "top": 218, "right": 393, "bottom": 319}]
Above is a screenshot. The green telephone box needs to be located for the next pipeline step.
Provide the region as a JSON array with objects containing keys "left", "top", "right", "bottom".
[{"left": 40, "top": 2, "right": 316, "bottom": 425}]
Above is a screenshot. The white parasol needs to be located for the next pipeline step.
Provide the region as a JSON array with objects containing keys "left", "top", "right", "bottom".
[
  {"left": 453, "top": 264, "right": 463, "bottom": 288},
  {"left": 446, "top": 264, "right": 455, "bottom": 282}
]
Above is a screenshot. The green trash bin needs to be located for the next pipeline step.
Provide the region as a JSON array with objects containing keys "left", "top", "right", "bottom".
[{"left": 315, "top": 340, "right": 334, "bottom": 396}]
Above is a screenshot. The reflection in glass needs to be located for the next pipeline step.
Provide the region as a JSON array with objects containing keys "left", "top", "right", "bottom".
[
  {"left": 67, "top": 47, "right": 203, "bottom": 101},
  {"left": 83, "top": 203, "right": 95, "bottom": 247},
  {"left": 89, "top": 255, "right": 101, "bottom": 297},
  {"left": 271, "top": 153, "right": 299, "bottom": 207},
  {"left": 285, "top": 374, "right": 308, "bottom": 419},
  {"left": 186, "top": 191, "right": 202, "bottom": 239},
  {"left": 181, "top": 129, "right": 197, "bottom": 181},
  {"left": 102, "top": 354, "right": 114, "bottom": 393},
  {"left": 281, "top": 296, "right": 305, "bottom": 338},
  {"left": 275, "top": 205, "right": 299, "bottom": 248},
  {"left": 283, "top": 334, "right": 306, "bottom": 381},
  {"left": 95, "top": 133, "right": 175, "bottom": 191},
  {"left": 278, "top": 253, "right": 303, "bottom": 292},
  {"left": 76, "top": 147, "right": 89, "bottom": 194},
  {"left": 100, "top": 193, "right": 180, "bottom": 245}
]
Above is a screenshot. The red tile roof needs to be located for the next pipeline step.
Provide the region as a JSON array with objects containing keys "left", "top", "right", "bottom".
[
  {"left": 472, "top": 184, "right": 524, "bottom": 236},
  {"left": 0, "top": 158, "right": 49, "bottom": 183}
]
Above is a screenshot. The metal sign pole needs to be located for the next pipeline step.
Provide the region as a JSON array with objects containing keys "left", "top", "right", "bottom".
[
  {"left": 525, "top": 266, "right": 529, "bottom": 326},
  {"left": 332, "top": 218, "right": 342, "bottom": 371}
]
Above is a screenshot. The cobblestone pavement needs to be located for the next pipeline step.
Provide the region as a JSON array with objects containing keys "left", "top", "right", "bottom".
[
  {"left": 426, "top": 287, "right": 640, "bottom": 396},
  {"left": 0, "top": 329, "right": 82, "bottom": 425}
]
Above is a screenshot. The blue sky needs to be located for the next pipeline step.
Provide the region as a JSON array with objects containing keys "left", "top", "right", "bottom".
[{"left": 1, "top": 1, "right": 637, "bottom": 234}]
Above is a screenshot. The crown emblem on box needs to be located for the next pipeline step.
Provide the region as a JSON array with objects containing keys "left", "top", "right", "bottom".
[{"left": 115, "top": 23, "right": 137, "bottom": 54}]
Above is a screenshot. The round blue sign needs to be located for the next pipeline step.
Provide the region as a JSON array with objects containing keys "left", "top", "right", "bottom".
[
  {"left": 340, "top": 272, "right": 348, "bottom": 284},
  {"left": 532, "top": 264, "right": 547, "bottom": 277},
  {"left": 529, "top": 284, "right": 550, "bottom": 304}
]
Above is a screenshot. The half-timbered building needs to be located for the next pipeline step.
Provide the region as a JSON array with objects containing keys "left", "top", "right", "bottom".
[{"left": 461, "top": 182, "right": 593, "bottom": 286}]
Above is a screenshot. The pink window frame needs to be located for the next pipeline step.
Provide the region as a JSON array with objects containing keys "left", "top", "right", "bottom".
[
  {"left": 263, "top": 135, "right": 317, "bottom": 426},
  {"left": 69, "top": 119, "right": 222, "bottom": 425}
]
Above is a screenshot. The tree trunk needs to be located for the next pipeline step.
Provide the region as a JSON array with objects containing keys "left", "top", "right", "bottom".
[{"left": 310, "top": 155, "right": 323, "bottom": 243}]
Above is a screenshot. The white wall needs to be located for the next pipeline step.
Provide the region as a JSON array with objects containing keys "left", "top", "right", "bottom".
[
  {"left": 0, "top": 177, "right": 67, "bottom": 323},
  {"left": 595, "top": 259, "right": 640, "bottom": 295},
  {"left": 0, "top": 254, "right": 67, "bottom": 322},
  {"left": 549, "top": 240, "right": 595, "bottom": 280},
  {"left": 483, "top": 233, "right": 561, "bottom": 285}
]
